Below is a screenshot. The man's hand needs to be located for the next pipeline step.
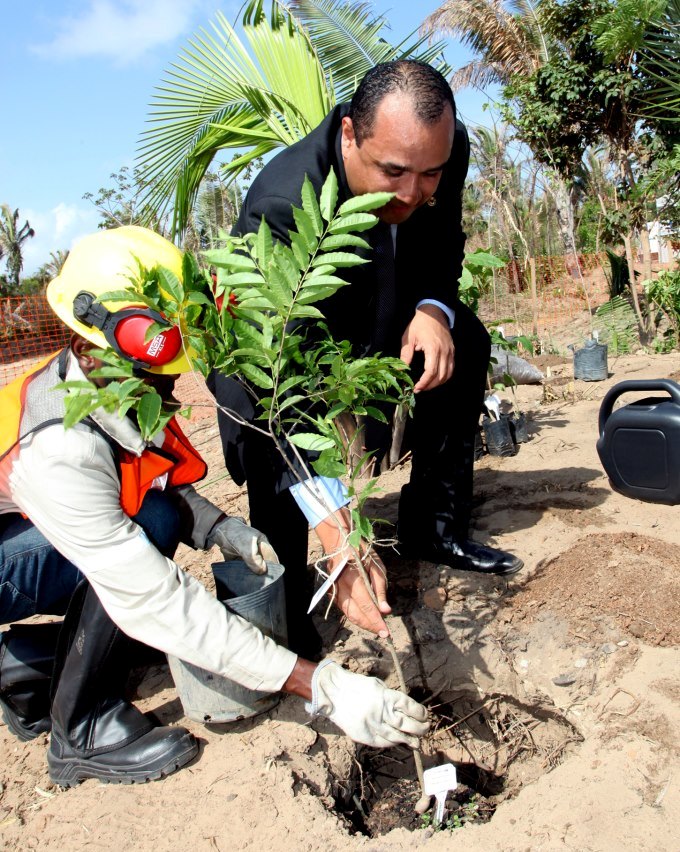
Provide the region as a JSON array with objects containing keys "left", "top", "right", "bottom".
[
  {"left": 315, "top": 510, "right": 391, "bottom": 638},
  {"left": 306, "top": 660, "right": 429, "bottom": 748},
  {"left": 207, "top": 516, "right": 278, "bottom": 575},
  {"left": 400, "top": 304, "right": 454, "bottom": 393}
]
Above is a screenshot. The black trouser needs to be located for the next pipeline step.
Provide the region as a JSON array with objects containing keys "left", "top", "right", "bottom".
[{"left": 210, "top": 302, "right": 490, "bottom": 650}]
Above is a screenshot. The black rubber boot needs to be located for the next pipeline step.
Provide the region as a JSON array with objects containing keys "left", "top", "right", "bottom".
[
  {"left": 48, "top": 582, "right": 198, "bottom": 787},
  {"left": 0, "top": 622, "right": 62, "bottom": 741}
]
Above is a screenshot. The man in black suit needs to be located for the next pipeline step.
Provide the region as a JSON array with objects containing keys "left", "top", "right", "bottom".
[{"left": 210, "top": 60, "right": 523, "bottom": 658}]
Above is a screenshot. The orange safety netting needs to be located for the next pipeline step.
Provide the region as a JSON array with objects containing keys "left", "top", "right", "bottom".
[
  {"left": 0, "top": 253, "right": 626, "bottom": 387},
  {"left": 1, "top": 295, "right": 71, "bottom": 387}
]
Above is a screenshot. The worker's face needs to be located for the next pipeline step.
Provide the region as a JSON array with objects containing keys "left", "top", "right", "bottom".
[
  {"left": 72, "top": 335, "right": 180, "bottom": 406},
  {"left": 140, "top": 371, "right": 181, "bottom": 409},
  {"left": 341, "top": 93, "right": 455, "bottom": 225}
]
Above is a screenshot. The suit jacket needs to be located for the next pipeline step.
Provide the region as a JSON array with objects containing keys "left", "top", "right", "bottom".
[
  {"left": 233, "top": 103, "right": 470, "bottom": 358},
  {"left": 215, "top": 103, "right": 470, "bottom": 488}
]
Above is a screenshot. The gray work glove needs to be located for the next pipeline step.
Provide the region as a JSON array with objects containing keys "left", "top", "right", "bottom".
[
  {"left": 207, "top": 516, "right": 278, "bottom": 575},
  {"left": 306, "top": 660, "right": 429, "bottom": 748}
]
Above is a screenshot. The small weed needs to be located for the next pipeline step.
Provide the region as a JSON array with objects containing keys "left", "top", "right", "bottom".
[{"left": 419, "top": 794, "right": 484, "bottom": 832}]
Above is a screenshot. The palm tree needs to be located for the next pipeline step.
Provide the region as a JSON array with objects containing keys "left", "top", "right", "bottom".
[
  {"left": 136, "top": 0, "right": 449, "bottom": 237},
  {"left": 420, "top": 0, "right": 585, "bottom": 268},
  {"left": 0, "top": 205, "right": 35, "bottom": 292},
  {"left": 37, "top": 249, "right": 70, "bottom": 284},
  {"left": 420, "top": 0, "right": 551, "bottom": 91}
]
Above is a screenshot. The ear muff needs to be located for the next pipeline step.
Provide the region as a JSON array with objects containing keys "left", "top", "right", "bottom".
[{"left": 72, "top": 291, "right": 182, "bottom": 371}]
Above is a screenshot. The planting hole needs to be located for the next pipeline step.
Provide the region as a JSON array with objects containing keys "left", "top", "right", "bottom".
[{"left": 331, "top": 690, "right": 581, "bottom": 837}]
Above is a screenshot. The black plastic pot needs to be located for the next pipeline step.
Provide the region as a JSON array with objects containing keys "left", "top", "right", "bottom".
[
  {"left": 509, "top": 412, "right": 530, "bottom": 444},
  {"left": 482, "top": 416, "right": 517, "bottom": 457}
]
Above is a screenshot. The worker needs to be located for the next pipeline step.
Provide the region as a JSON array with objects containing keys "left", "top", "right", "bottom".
[{"left": 0, "top": 226, "right": 429, "bottom": 787}]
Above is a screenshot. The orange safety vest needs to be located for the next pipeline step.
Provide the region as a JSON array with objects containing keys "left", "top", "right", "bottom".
[
  {"left": 117, "top": 418, "right": 207, "bottom": 516},
  {"left": 0, "top": 351, "right": 207, "bottom": 517}
]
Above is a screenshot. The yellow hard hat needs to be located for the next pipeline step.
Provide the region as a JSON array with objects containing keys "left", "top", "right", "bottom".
[{"left": 46, "top": 225, "right": 194, "bottom": 374}]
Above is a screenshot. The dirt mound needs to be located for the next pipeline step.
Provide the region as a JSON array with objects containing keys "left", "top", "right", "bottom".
[{"left": 506, "top": 532, "right": 680, "bottom": 647}]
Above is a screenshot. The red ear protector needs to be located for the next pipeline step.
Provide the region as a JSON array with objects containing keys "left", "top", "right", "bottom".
[{"left": 72, "top": 290, "right": 182, "bottom": 370}]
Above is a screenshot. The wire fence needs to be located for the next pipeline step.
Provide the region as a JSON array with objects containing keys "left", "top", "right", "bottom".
[{"left": 477, "top": 252, "right": 612, "bottom": 349}]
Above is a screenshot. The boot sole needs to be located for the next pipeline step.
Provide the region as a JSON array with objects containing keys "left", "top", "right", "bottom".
[
  {"left": 0, "top": 702, "right": 48, "bottom": 742},
  {"left": 47, "top": 732, "right": 198, "bottom": 787}
]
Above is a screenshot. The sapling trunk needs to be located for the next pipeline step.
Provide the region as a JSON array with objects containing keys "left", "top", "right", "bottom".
[{"left": 211, "top": 393, "right": 429, "bottom": 809}]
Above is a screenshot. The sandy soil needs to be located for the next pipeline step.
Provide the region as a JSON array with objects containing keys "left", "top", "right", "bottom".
[{"left": 2, "top": 345, "right": 680, "bottom": 851}]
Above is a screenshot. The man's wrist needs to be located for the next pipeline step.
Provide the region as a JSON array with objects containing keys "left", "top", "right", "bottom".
[
  {"left": 415, "top": 298, "right": 454, "bottom": 328},
  {"left": 282, "top": 657, "right": 317, "bottom": 700}
]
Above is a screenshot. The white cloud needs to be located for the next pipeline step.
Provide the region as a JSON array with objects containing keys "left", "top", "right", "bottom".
[
  {"left": 20, "top": 204, "right": 101, "bottom": 277},
  {"left": 32, "top": 0, "right": 206, "bottom": 65}
]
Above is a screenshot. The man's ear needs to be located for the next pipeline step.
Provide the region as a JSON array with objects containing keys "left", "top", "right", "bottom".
[
  {"left": 341, "top": 116, "right": 356, "bottom": 158},
  {"left": 70, "top": 334, "right": 99, "bottom": 372}
]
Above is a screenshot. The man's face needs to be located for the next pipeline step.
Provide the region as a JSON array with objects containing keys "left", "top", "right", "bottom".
[
  {"left": 141, "top": 371, "right": 181, "bottom": 410},
  {"left": 341, "top": 92, "right": 455, "bottom": 225},
  {"left": 73, "top": 335, "right": 180, "bottom": 407}
]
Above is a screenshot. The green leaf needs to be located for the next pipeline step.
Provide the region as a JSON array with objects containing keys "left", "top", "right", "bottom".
[
  {"left": 300, "top": 175, "right": 323, "bottom": 236},
  {"left": 337, "top": 192, "right": 393, "bottom": 216},
  {"left": 319, "top": 170, "right": 339, "bottom": 223},
  {"left": 55, "top": 380, "right": 95, "bottom": 392},
  {"left": 353, "top": 511, "right": 373, "bottom": 540},
  {"left": 223, "top": 272, "right": 265, "bottom": 287},
  {"left": 186, "top": 291, "right": 214, "bottom": 307},
  {"left": 311, "top": 252, "right": 368, "bottom": 268},
  {"left": 312, "top": 449, "right": 346, "bottom": 478},
  {"left": 267, "top": 265, "right": 294, "bottom": 305},
  {"left": 277, "top": 375, "right": 306, "bottom": 395},
  {"left": 320, "top": 233, "right": 370, "bottom": 251},
  {"left": 90, "top": 366, "right": 135, "bottom": 379},
  {"left": 287, "top": 433, "right": 335, "bottom": 451},
  {"left": 137, "top": 392, "right": 162, "bottom": 439},
  {"left": 289, "top": 232, "right": 310, "bottom": 269},
  {"left": 230, "top": 347, "right": 272, "bottom": 368},
  {"left": 291, "top": 207, "right": 319, "bottom": 252},
  {"left": 296, "top": 284, "right": 343, "bottom": 304},
  {"left": 329, "top": 213, "right": 378, "bottom": 234},
  {"left": 288, "top": 304, "right": 325, "bottom": 319},
  {"left": 239, "top": 363, "right": 274, "bottom": 389},
  {"left": 363, "top": 405, "right": 388, "bottom": 424},
  {"left": 157, "top": 266, "right": 184, "bottom": 303},
  {"left": 276, "top": 393, "right": 307, "bottom": 413},
  {"left": 464, "top": 250, "right": 506, "bottom": 269},
  {"left": 203, "top": 250, "right": 256, "bottom": 272},
  {"left": 62, "top": 393, "right": 100, "bottom": 429},
  {"left": 254, "top": 218, "right": 273, "bottom": 268}
]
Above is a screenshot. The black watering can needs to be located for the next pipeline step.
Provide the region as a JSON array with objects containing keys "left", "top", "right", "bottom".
[{"left": 597, "top": 379, "right": 680, "bottom": 504}]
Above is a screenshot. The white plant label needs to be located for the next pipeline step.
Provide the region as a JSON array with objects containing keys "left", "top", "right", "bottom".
[{"left": 423, "top": 763, "right": 458, "bottom": 824}]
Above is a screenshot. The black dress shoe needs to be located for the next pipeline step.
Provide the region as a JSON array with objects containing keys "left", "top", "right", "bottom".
[{"left": 404, "top": 539, "right": 523, "bottom": 576}]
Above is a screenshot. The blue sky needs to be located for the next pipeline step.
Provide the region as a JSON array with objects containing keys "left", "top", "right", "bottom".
[{"left": 1, "top": 1, "right": 492, "bottom": 276}]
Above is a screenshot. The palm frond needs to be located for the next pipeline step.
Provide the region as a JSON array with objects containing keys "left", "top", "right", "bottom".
[
  {"left": 449, "top": 59, "right": 508, "bottom": 92},
  {"left": 420, "top": 0, "right": 546, "bottom": 86},
  {"left": 136, "top": 10, "right": 331, "bottom": 237},
  {"left": 284, "top": 0, "right": 451, "bottom": 101},
  {"left": 638, "top": 0, "right": 680, "bottom": 122}
]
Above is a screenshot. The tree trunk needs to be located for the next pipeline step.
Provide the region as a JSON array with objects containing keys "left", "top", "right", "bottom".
[{"left": 546, "top": 172, "right": 580, "bottom": 277}]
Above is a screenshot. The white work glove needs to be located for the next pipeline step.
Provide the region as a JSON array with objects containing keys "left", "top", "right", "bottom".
[
  {"left": 306, "top": 660, "right": 429, "bottom": 748},
  {"left": 207, "top": 517, "right": 278, "bottom": 575}
]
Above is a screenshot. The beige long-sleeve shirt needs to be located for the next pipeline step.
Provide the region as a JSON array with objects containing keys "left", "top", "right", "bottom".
[{"left": 0, "top": 352, "right": 297, "bottom": 693}]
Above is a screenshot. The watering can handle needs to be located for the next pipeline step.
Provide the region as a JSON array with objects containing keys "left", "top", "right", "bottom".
[{"left": 598, "top": 379, "right": 680, "bottom": 437}]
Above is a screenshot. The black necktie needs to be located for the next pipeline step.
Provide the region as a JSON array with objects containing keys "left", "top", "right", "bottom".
[{"left": 372, "top": 222, "right": 396, "bottom": 353}]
